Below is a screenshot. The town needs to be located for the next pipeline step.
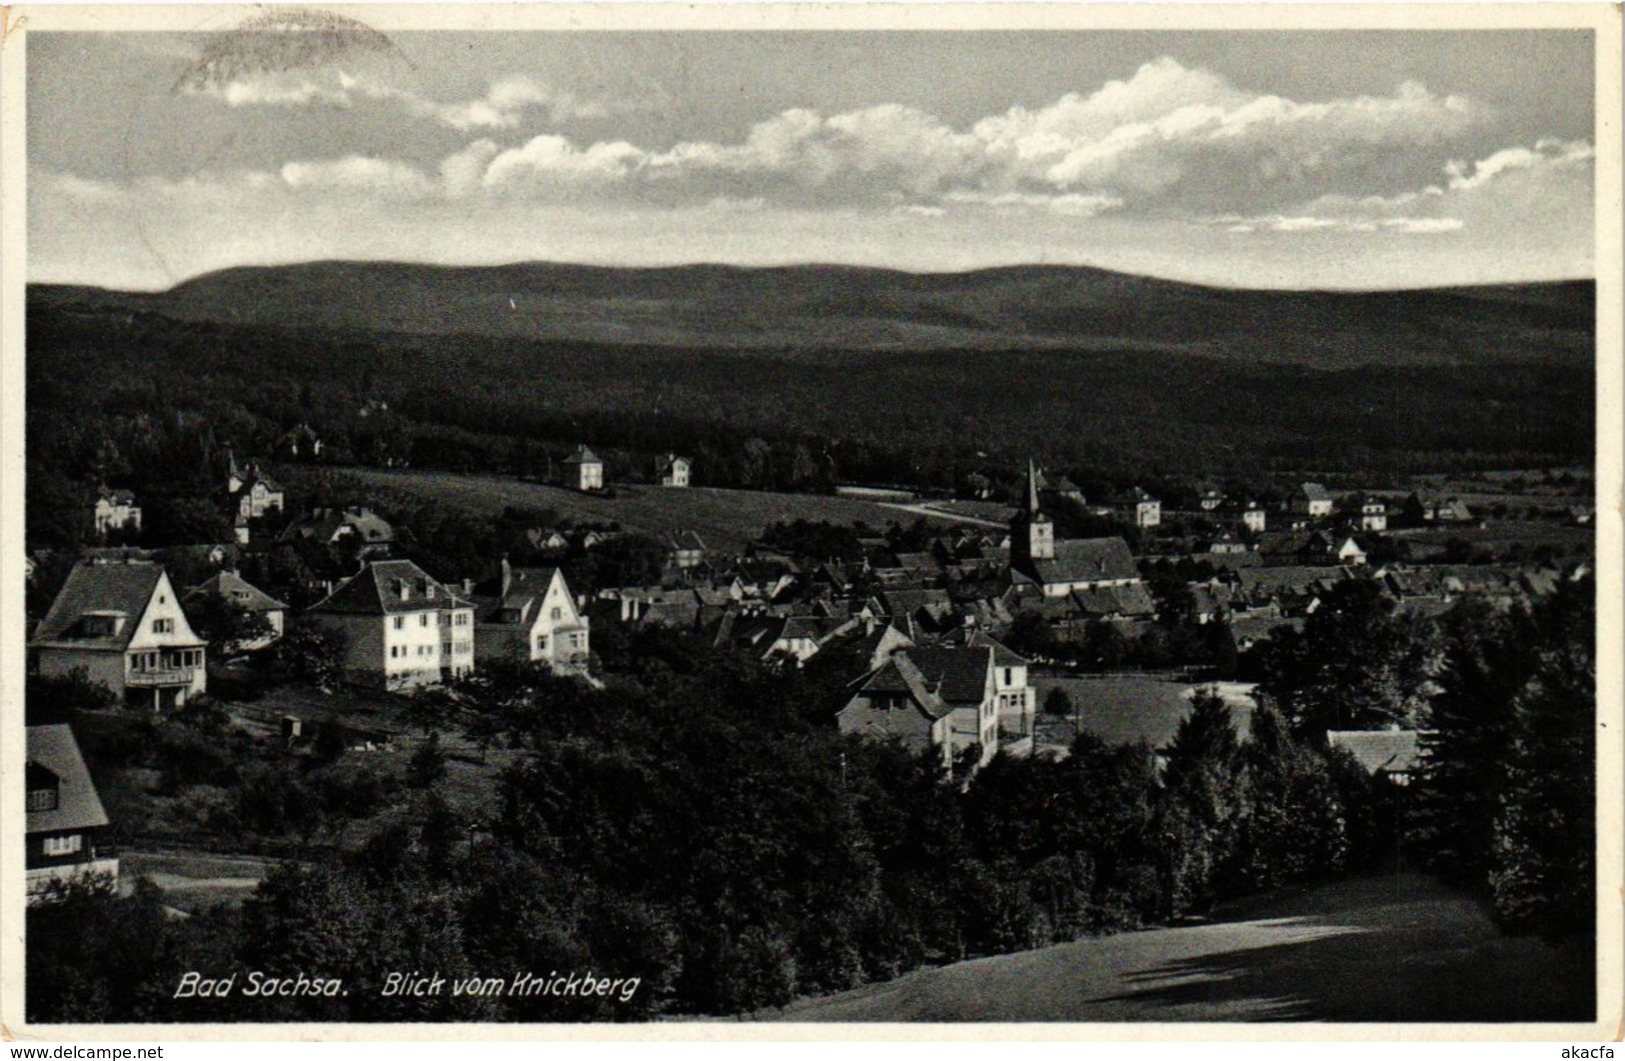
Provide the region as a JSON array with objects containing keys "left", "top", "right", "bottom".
[
  {"left": 18, "top": 20, "right": 1604, "bottom": 1028},
  {"left": 25, "top": 417, "right": 1596, "bottom": 1020}
]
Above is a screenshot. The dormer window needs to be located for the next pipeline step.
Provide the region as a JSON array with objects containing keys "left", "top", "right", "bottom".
[{"left": 26, "top": 762, "right": 59, "bottom": 812}]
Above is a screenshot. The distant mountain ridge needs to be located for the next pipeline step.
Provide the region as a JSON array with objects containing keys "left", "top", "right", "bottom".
[{"left": 29, "top": 262, "right": 1594, "bottom": 368}]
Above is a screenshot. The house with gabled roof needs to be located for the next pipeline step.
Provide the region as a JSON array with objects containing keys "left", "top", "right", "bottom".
[
  {"left": 184, "top": 570, "right": 288, "bottom": 650},
  {"left": 1327, "top": 730, "right": 1425, "bottom": 785},
  {"left": 30, "top": 560, "right": 207, "bottom": 710},
  {"left": 280, "top": 505, "right": 396, "bottom": 562},
  {"left": 656, "top": 453, "right": 691, "bottom": 488},
  {"left": 966, "top": 631, "right": 1035, "bottom": 748},
  {"left": 666, "top": 530, "right": 707, "bottom": 570},
  {"left": 226, "top": 452, "right": 286, "bottom": 531},
  {"left": 471, "top": 560, "right": 590, "bottom": 675},
  {"left": 306, "top": 559, "right": 475, "bottom": 690},
  {"left": 26, "top": 724, "right": 117, "bottom": 901},
  {"left": 1296, "top": 482, "right": 1335, "bottom": 519},
  {"left": 838, "top": 645, "right": 1001, "bottom": 770},
  {"left": 563, "top": 445, "right": 605, "bottom": 492},
  {"left": 1117, "top": 486, "right": 1162, "bottom": 528},
  {"left": 93, "top": 486, "right": 141, "bottom": 538}
]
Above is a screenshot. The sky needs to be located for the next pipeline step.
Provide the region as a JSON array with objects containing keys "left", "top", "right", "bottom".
[{"left": 27, "top": 22, "right": 1597, "bottom": 291}]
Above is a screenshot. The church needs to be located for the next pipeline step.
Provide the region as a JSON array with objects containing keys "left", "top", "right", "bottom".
[{"left": 1007, "top": 461, "right": 1144, "bottom": 600}]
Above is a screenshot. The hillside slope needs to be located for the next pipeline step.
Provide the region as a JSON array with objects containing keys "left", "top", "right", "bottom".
[
  {"left": 772, "top": 872, "right": 1593, "bottom": 1022},
  {"left": 30, "top": 262, "right": 1594, "bottom": 368}
]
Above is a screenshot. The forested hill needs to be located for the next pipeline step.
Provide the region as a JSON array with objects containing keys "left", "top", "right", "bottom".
[{"left": 30, "top": 263, "right": 1594, "bottom": 368}]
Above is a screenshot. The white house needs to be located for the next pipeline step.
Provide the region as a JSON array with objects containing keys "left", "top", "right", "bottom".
[
  {"left": 1357, "top": 496, "right": 1389, "bottom": 532},
  {"left": 307, "top": 559, "right": 475, "bottom": 690},
  {"left": 227, "top": 457, "right": 286, "bottom": 544},
  {"left": 1122, "top": 487, "right": 1162, "bottom": 528},
  {"left": 92, "top": 487, "right": 141, "bottom": 538},
  {"left": 657, "top": 453, "right": 692, "bottom": 488},
  {"left": 30, "top": 560, "right": 207, "bottom": 710},
  {"left": 1298, "top": 482, "right": 1335, "bottom": 519},
  {"left": 472, "top": 561, "right": 591, "bottom": 676},
  {"left": 563, "top": 445, "right": 605, "bottom": 492}
]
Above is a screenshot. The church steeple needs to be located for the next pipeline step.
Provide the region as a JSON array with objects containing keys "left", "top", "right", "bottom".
[{"left": 1011, "top": 459, "right": 1055, "bottom": 566}]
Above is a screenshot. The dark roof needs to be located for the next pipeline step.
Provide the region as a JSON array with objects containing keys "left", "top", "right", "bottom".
[
  {"left": 97, "top": 486, "right": 137, "bottom": 504},
  {"left": 187, "top": 570, "right": 287, "bottom": 613},
  {"left": 903, "top": 647, "right": 994, "bottom": 706},
  {"left": 32, "top": 561, "right": 164, "bottom": 648},
  {"left": 27, "top": 724, "right": 110, "bottom": 834},
  {"left": 668, "top": 531, "right": 707, "bottom": 551},
  {"left": 1018, "top": 536, "right": 1138, "bottom": 586},
  {"left": 235, "top": 466, "right": 284, "bottom": 494},
  {"left": 1327, "top": 730, "right": 1425, "bottom": 775},
  {"left": 562, "top": 445, "right": 602, "bottom": 465},
  {"left": 281, "top": 506, "right": 395, "bottom": 545},
  {"left": 858, "top": 654, "right": 951, "bottom": 720},
  {"left": 308, "top": 560, "right": 470, "bottom": 616},
  {"left": 1301, "top": 482, "right": 1333, "bottom": 502},
  {"left": 966, "top": 631, "right": 1028, "bottom": 667}
]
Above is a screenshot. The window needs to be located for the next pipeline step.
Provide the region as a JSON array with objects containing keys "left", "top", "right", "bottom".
[
  {"left": 152, "top": 618, "right": 173, "bottom": 634},
  {"left": 1003, "top": 668, "right": 1013, "bottom": 685},
  {"left": 420, "top": 614, "right": 430, "bottom": 628},
  {"left": 551, "top": 607, "right": 563, "bottom": 621},
  {"left": 27, "top": 787, "right": 58, "bottom": 812},
  {"left": 43, "top": 834, "right": 82, "bottom": 856},
  {"left": 393, "top": 617, "right": 405, "bottom": 631}
]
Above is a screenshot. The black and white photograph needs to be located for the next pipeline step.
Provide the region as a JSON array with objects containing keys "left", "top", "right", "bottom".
[{"left": 4, "top": 3, "right": 1620, "bottom": 1036}]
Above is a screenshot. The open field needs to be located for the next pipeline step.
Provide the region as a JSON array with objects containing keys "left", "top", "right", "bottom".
[
  {"left": 121, "top": 851, "right": 275, "bottom": 914},
  {"left": 773, "top": 871, "right": 1594, "bottom": 1022},
  {"left": 1031, "top": 676, "right": 1255, "bottom": 753},
  {"left": 328, "top": 468, "right": 971, "bottom": 553}
]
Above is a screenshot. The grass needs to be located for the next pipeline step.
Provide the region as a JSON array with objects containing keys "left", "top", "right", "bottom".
[
  {"left": 1031, "top": 676, "right": 1255, "bottom": 753},
  {"left": 329, "top": 468, "right": 965, "bottom": 554},
  {"left": 772, "top": 871, "right": 1594, "bottom": 1022}
]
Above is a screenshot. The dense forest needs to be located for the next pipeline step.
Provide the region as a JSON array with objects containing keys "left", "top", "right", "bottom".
[{"left": 26, "top": 273, "right": 1594, "bottom": 557}]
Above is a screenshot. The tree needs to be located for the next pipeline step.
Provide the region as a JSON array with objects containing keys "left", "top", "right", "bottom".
[
  {"left": 406, "top": 731, "right": 447, "bottom": 789},
  {"left": 1042, "top": 686, "right": 1074, "bottom": 717},
  {"left": 1004, "top": 609, "right": 1057, "bottom": 661},
  {"left": 183, "top": 592, "right": 276, "bottom": 659},
  {"left": 1156, "top": 690, "right": 1245, "bottom": 916},
  {"left": 1487, "top": 581, "right": 1595, "bottom": 935},
  {"left": 1255, "top": 579, "right": 1432, "bottom": 738},
  {"left": 267, "top": 617, "right": 348, "bottom": 690},
  {"left": 1415, "top": 580, "right": 1595, "bottom": 937},
  {"left": 1227, "top": 704, "right": 1351, "bottom": 892}
]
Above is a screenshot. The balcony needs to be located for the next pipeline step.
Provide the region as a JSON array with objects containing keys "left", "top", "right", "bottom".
[{"left": 127, "top": 667, "right": 198, "bottom": 688}]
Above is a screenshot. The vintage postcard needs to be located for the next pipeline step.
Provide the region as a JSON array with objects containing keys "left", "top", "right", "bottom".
[{"left": 2, "top": 2, "right": 1620, "bottom": 1042}]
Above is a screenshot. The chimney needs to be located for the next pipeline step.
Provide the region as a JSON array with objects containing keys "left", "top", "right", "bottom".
[
  {"left": 398, "top": 579, "right": 410, "bottom": 601},
  {"left": 462, "top": 578, "right": 475, "bottom": 595}
]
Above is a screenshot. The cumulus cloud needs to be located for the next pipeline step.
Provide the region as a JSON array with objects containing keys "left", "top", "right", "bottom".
[
  {"left": 426, "top": 58, "right": 1498, "bottom": 214},
  {"left": 189, "top": 68, "right": 613, "bottom": 129},
  {"left": 1211, "top": 136, "right": 1591, "bottom": 238},
  {"left": 111, "top": 54, "right": 1597, "bottom": 266},
  {"left": 278, "top": 155, "right": 437, "bottom": 197}
]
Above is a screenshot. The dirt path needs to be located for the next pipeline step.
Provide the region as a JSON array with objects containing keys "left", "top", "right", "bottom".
[{"left": 772, "top": 872, "right": 1593, "bottom": 1022}]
